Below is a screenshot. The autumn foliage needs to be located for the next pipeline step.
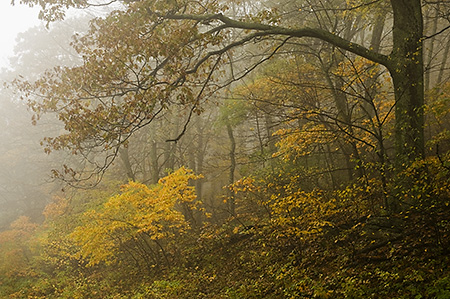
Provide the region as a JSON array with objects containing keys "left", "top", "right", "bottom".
[
  {"left": 71, "top": 167, "right": 201, "bottom": 268},
  {"left": 1, "top": 0, "right": 450, "bottom": 298}
]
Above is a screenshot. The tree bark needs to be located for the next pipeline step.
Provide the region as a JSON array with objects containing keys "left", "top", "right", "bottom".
[{"left": 388, "top": 0, "right": 424, "bottom": 163}]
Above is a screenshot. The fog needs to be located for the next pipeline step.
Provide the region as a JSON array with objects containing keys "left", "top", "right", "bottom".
[
  {"left": 0, "top": 2, "right": 42, "bottom": 68},
  {"left": 0, "top": 8, "right": 91, "bottom": 228}
]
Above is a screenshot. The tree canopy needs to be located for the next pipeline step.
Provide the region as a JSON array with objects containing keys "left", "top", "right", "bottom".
[{"left": 13, "top": 0, "right": 429, "bottom": 183}]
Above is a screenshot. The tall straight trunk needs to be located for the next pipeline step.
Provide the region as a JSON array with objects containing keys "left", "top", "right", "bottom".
[
  {"left": 119, "top": 147, "right": 136, "bottom": 181},
  {"left": 149, "top": 139, "right": 159, "bottom": 184},
  {"left": 388, "top": 0, "right": 424, "bottom": 164},
  {"left": 364, "top": 12, "right": 386, "bottom": 112},
  {"left": 383, "top": 0, "right": 425, "bottom": 211},
  {"left": 195, "top": 120, "right": 204, "bottom": 199},
  {"left": 164, "top": 117, "right": 179, "bottom": 172},
  {"left": 226, "top": 122, "right": 236, "bottom": 216},
  {"left": 436, "top": 38, "right": 450, "bottom": 87},
  {"left": 424, "top": 4, "right": 440, "bottom": 91}
]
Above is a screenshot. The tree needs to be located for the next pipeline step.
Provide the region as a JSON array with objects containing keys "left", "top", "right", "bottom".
[
  {"left": 13, "top": 0, "right": 432, "bottom": 200},
  {"left": 70, "top": 167, "right": 202, "bottom": 270}
]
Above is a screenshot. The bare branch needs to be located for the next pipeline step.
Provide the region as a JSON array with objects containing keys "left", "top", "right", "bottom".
[{"left": 163, "top": 12, "right": 390, "bottom": 67}]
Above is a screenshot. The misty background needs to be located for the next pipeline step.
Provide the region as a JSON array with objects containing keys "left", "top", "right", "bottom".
[{"left": 0, "top": 4, "right": 93, "bottom": 228}]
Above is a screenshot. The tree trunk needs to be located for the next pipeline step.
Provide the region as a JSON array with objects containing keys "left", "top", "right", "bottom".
[
  {"left": 424, "top": 4, "right": 440, "bottom": 91},
  {"left": 436, "top": 37, "right": 450, "bottom": 87},
  {"left": 226, "top": 122, "right": 236, "bottom": 216},
  {"left": 388, "top": 0, "right": 424, "bottom": 164},
  {"left": 383, "top": 0, "right": 425, "bottom": 211},
  {"left": 195, "top": 119, "right": 204, "bottom": 199},
  {"left": 119, "top": 147, "right": 136, "bottom": 181},
  {"left": 149, "top": 139, "right": 159, "bottom": 184}
]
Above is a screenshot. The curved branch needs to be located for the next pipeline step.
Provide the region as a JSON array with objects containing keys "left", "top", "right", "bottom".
[{"left": 164, "top": 13, "right": 390, "bottom": 67}]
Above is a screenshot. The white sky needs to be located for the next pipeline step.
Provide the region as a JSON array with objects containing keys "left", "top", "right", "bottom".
[
  {"left": 0, "top": 2, "right": 118, "bottom": 69},
  {"left": 0, "top": 2, "right": 43, "bottom": 67}
]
